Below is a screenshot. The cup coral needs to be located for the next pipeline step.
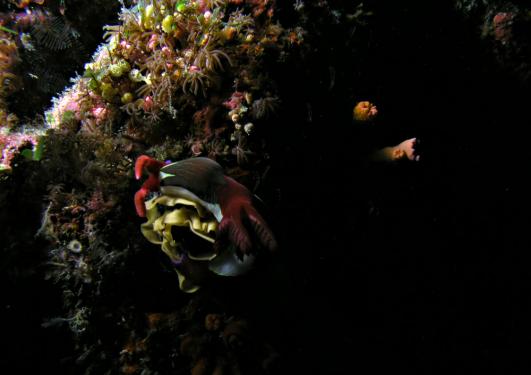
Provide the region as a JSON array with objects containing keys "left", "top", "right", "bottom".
[{"left": 353, "top": 100, "right": 378, "bottom": 122}]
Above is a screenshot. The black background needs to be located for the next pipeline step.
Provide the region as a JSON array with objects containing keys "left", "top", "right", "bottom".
[{"left": 267, "top": 1, "right": 531, "bottom": 373}]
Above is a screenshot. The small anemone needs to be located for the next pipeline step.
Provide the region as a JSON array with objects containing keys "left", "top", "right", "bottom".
[
  {"left": 182, "top": 68, "right": 207, "bottom": 96},
  {"left": 136, "top": 82, "right": 153, "bottom": 99},
  {"left": 152, "top": 75, "right": 174, "bottom": 105},
  {"left": 67, "top": 239, "right": 83, "bottom": 253},
  {"left": 31, "top": 14, "right": 78, "bottom": 51},
  {"left": 193, "top": 47, "right": 232, "bottom": 72},
  {"left": 102, "top": 24, "right": 122, "bottom": 43},
  {"left": 205, "top": 0, "right": 227, "bottom": 8},
  {"left": 251, "top": 96, "right": 280, "bottom": 119},
  {"left": 226, "top": 10, "right": 254, "bottom": 33},
  {"left": 121, "top": 99, "right": 144, "bottom": 116}
]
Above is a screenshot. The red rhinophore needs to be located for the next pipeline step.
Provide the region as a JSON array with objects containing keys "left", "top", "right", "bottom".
[
  {"left": 134, "top": 187, "right": 149, "bottom": 217},
  {"left": 134, "top": 155, "right": 166, "bottom": 217}
]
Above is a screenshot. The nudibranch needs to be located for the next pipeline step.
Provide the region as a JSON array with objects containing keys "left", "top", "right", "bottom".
[{"left": 135, "top": 155, "right": 277, "bottom": 292}]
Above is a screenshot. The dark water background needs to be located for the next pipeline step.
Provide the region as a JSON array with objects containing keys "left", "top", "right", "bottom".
[
  {"left": 3, "top": 1, "right": 531, "bottom": 373},
  {"left": 272, "top": 1, "right": 531, "bottom": 372}
]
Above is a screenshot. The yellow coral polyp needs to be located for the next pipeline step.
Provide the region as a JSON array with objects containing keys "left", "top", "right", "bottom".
[
  {"left": 244, "top": 33, "right": 254, "bottom": 43},
  {"left": 143, "top": 4, "right": 156, "bottom": 30},
  {"left": 144, "top": 4, "right": 155, "bottom": 19},
  {"left": 121, "top": 92, "right": 134, "bottom": 104},
  {"left": 172, "top": 69, "right": 182, "bottom": 80},
  {"left": 100, "top": 82, "right": 118, "bottom": 101},
  {"left": 199, "top": 34, "right": 210, "bottom": 47},
  {"left": 129, "top": 69, "right": 144, "bottom": 82},
  {"left": 176, "top": 2, "right": 187, "bottom": 13},
  {"left": 108, "top": 60, "right": 130, "bottom": 77},
  {"left": 109, "top": 64, "right": 124, "bottom": 78},
  {"left": 162, "top": 15, "right": 174, "bottom": 33}
]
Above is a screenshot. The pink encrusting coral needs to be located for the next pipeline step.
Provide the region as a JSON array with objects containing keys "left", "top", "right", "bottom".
[
  {"left": 0, "top": 28, "right": 45, "bottom": 172},
  {"left": 223, "top": 91, "right": 245, "bottom": 110},
  {"left": 0, "top": 29, "right": 21, "bottom": 122},
  {"left": 0, "top": 131, "right": 40, "bottom": 171},
  {"left": 492, "top": 12, "right": 515, "bottom": 43},
  {"left": 45, "top": 46, "right": 117, "bottom": 131}
]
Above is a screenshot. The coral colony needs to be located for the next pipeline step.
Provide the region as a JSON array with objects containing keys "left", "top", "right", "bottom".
[
  {"left": 40, "top": 0, "right": 287, "bottom": 294},
  {"left": 45, "top": 0, "right": 286, "bottom": 147}
]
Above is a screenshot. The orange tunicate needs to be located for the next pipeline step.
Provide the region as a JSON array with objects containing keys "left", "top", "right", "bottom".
[
  {"left": 353, "top": 101, "right": 378, "bottom": 122},
  {"left": 173, "top": 28, "right": 185, "bottom": 39},
  {"left": 205, "top": 314, "right": 222, "bottom": 331},
  {"left": 221, "top": 26, "right": 237, "bottom": 42},
  {"left": 17, "top": 0, "right": 45, "bottom": 8},
  {"left": 146, "top": 313, "right": 164, "bottom": 328}
]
